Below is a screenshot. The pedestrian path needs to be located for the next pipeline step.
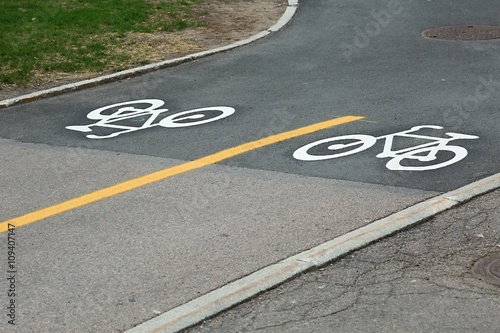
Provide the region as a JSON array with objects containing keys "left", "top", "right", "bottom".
[
  {"left": 184, "top": 189, "right": 500, "bottom": 333},
  {"left": 0, "top": 0, "right": 499, "bottom": 332}
]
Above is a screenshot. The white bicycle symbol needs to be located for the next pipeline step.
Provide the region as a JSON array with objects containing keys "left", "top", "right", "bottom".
[
  {"left": 66, "top": 99, "right": 235, "bottom": 139},
  {"left": 293, "top": 125, "right": 479, "bottom": 171}
]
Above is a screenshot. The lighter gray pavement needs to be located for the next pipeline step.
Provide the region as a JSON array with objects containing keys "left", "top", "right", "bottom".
[
  {"left": 0, "top": 138, "right": 436, "bottom": 332},
  {"left": 0, "top": 0, "right": 499, "bottom": 332},
  {"left": 185, "top": 189, "right": 500, "bottom": 333}
]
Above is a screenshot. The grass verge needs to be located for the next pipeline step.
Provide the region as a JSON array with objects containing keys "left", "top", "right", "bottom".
[{"left": 0, "top": 0, "right": 205, "bottom": 87}]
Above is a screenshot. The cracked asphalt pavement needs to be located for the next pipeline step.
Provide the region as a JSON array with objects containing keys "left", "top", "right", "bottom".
[
  {"left": 1, "top": 0, "right": 499, "bottom": 331},
  {"left": 185, "top": 189, "right": 500, "bottom": 333}
]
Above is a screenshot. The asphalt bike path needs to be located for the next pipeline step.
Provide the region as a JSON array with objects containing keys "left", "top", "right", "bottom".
[{"left": 0, "top": 0, "right": 499, "bottom": 332}]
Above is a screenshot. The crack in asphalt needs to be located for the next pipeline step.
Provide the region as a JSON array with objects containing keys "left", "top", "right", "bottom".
[{"left": 184, "top": 189, "right": 500, "bottom": 333}]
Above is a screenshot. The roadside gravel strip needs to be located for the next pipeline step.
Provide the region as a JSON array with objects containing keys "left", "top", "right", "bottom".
[
  {"left": 0, "top": 0, "right": 299, "bottom": 109},
  {"left": 127, "top": 173, "right": 500, "bottom": 333}
]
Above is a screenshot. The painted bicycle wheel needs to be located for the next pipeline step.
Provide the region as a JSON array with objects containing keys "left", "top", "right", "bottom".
[
  {"left": 159, "top": 106, "right": 235, "bottom": 128},
  {"left": 293, "top": 135, "right": 377, "bottom": 161},
  {"left": 385, "top": 145, "right": 468, "bottom": 171}
]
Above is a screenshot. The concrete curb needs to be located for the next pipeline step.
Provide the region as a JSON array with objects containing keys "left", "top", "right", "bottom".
[
  {"left": 0, "top": 1, "right": 299, "bottom": 109},
  {"left": 125, "top": 172, "right": 500, "bottom": 333}
]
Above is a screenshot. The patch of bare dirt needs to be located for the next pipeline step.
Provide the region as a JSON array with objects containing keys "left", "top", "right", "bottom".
[{"left": 0, "top": 0, "right": 287, "bottom": 101}]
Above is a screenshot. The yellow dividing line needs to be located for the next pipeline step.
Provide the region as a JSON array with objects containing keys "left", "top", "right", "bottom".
[{"left": 0, "top": 115, "right": 363, "bottom": 233}]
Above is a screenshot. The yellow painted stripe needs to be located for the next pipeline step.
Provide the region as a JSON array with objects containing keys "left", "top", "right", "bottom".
[{"left": 0, "top": 116, "right": 363, "bottom": 233}]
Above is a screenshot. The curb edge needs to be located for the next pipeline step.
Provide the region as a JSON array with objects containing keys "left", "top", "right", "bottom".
[
  {"left": 124, "top": 171, "right": 499, "bottom": 333},
  {"left": 0, "top": 0, "right": 299, "bottom": 109}
]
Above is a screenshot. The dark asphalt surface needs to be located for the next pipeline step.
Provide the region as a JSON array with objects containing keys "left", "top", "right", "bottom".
[
  {"left": 185, "top": 189, "right": 500, "bottom": 333},
  {"left": 0, "top": 0, "right": 498, "bottom": 191},
  {"left": 0, "top": 0, "right": 499, "bottom": 332}
]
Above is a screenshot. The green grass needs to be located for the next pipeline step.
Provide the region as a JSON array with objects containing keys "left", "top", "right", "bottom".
[{"left": 0, "top": 0, "right": 205, "bottom": 86}]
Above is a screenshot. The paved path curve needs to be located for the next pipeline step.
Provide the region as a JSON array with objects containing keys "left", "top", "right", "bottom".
[{"left": 0, "top": 0, "right": 498, "bottom": 332}]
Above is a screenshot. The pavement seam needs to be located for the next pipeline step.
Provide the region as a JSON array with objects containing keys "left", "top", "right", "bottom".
[
  {"left": 125, "top": 172, "right": 500, "bottom": 333},
  {"left": 0, "top": 0, "right": 299, "bottom": 109},
  {"left": 0, "top": 114, "right": 361, "bottom": 233}
]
